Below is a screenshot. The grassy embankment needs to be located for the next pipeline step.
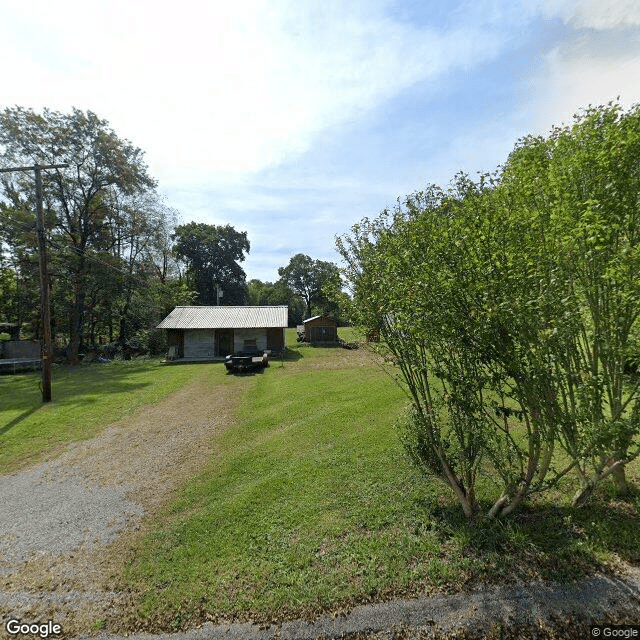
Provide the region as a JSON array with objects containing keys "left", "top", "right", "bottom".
[
  {"left": 0, "top": 357, "right": 201, "bottom": 473},
  {"left": 120, "top": 328, "right": 640, "bottom": 631}
]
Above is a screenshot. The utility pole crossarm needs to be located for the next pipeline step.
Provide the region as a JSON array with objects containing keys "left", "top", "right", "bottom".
[{"left": 0, "top": 163, "right": 68, "bottom": 173}]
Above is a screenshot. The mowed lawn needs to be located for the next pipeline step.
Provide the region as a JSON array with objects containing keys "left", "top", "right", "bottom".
[
  {"left": 0, "top": 357, "right": 202, "bottom": 473},
  {"left": 121, "top": 329, "right": 640, "bottom": 631},
  {"left": 1, "top": 330, "right": 638, "bottom": 632}
]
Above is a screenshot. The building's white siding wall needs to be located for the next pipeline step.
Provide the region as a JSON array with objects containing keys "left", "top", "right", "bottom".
[
  {"left": 234, "top": 328, "right": 267, "bottom": 352},
  {"left": 183, "top": 329, "right": 216, "bottom": 358},
  {"left": 181, "top": 328, "right": 270, "bottom": 357}
]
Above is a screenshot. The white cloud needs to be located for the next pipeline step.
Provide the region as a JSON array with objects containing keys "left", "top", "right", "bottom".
[
  {"left": 525, "top": 25, "right": 640, "bottom": 133},
  {"left": 540, "top": 0, "right": 640, "bottom": 29},
  {"left": 0, "top": 0, "right": 515, "bottom": 188},
  {"left": 507, "top": 0, "right": 640, "bottom": 135}
]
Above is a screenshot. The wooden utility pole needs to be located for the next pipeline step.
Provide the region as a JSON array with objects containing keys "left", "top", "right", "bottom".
[{"left": 0, "top": 163, "right": 67, "bottom": 402}]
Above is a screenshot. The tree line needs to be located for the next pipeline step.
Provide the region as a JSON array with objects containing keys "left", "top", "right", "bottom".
[
  {"left": 0, "top": 107, "right": 343, "bottom": 363},
  {"left": 337, "top": 101, "right": 640, "bottom": 517}
]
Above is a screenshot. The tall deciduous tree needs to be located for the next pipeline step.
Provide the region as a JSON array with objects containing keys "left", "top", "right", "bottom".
[
  {"left": 508, "top": 103, "right": 640, "bottom": 498},
  {"left": 0, "top": 107, "right": 156, "bottom": 362},
  {"left": 277, "top": 253, "right": 341, "bottom": 319},
  {"left": 172, "top": 222, "right": 250, "bottom": 305},
  {"left": 337, "top": 101, "right": 640, "bottom": 517}
]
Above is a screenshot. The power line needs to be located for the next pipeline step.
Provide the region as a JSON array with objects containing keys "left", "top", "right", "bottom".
[{"left": 1, "top": 208, "right": 189, "bottom": 310}]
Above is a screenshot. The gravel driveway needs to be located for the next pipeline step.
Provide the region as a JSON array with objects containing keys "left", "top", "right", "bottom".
[{"left": 1, "top": 371, "right": 243, "bottom": 635}]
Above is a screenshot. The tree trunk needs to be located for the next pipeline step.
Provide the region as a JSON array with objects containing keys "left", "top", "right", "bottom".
[
  {"left": 67, "top": 269, "right": 85, "bottom": 365},
  {"left": 118, "top": 291, "right": 132, "bottom": 343},
  {"left": 572, "top": 459, "right": 626, "bottom": 506},
  {"left": 68, "top": 294, "right": 85, "bottom": 364},
  {"left": 89, "top": 316, "right": 97, "bottom": 346},
  {"left": 600, "top": 452, "right": 630, "bottom": 494},
  {"left": 610, "top": 460, "right": 629, "bottom": 494},
  {"left": 118, "top": 316, "right": 127, "bottom": 343}
]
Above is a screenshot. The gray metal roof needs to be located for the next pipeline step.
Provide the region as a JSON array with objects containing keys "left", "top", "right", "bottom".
[{"left": 157, "top": 306, "right": 288, "bottom": 329}]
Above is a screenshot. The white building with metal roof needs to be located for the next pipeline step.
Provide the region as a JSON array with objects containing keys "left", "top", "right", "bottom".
[{"left": 157, "top": 306, "right": 288, "bottom": 360}]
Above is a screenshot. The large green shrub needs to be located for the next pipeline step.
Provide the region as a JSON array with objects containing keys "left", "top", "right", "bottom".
[{"left": 337, "top": 102, "right": 640, "bottom": 517}]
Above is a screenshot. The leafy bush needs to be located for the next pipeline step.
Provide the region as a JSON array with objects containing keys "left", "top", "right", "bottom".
[
  {"left": 131, "top": 329, "right": 167, "bottom": 356},
  {"left": 337, "top": 102, "right": 640, "bottom": 517}
]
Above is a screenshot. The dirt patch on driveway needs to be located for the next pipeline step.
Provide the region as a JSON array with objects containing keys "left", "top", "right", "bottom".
[{"left": 0, "top": 368, "right": 251, "bottom": 636}]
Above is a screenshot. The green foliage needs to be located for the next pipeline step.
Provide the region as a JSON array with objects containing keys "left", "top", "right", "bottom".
[
  {"left": 500, "top": 102, "right": 640, "bottom": 500},
  {"left": 132, "top": 328, "right": 167, "bottom": 356},
  {"left": 0, "top": 107, "right": 197, "bottom": 358},
  {"left": 0, "top": 107, "right": 170, "bottom": 360},
  {"left": 0, "top": 265, "right": 19, "bottom": 323},
  {"left": 246, "top": 279, "right": 304, "bottom": 325},
  {"left": 172, "top": 222, "right": 250, "bottom": 305},
  {"left": 337, "top": 101, "right": 640, "bottom": 517},
  {"left": 0, "top": 209, "right": 39, "bottom": 332},
  {"left": 277, "top": 253, "right": 341, "bottom": 319}
]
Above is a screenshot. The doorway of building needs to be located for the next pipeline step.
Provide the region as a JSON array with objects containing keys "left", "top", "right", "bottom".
[{"left": 216, "top": 329, "right": 234, "bottom": 356}]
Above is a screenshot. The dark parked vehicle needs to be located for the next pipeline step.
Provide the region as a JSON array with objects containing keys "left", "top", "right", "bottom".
[{"left": 224, "top": 348, "right": 269, "bottom": 373}]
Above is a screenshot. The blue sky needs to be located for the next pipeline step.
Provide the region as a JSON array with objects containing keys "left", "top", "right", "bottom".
[{"left": 1, "top": 0, "right": 639, "bottom": 281}]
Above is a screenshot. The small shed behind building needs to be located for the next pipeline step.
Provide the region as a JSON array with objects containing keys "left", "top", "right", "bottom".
[{"left": 303, "top": 315, "right": 338, "bottom": 344}]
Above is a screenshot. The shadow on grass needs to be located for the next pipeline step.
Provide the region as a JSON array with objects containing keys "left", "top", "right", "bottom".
[
  {"left": 0, "top": 360, "right": 160, "bottom": 416},
  {"left": 54, "top": 364, "right": 156, "bottom": 401},
  {"left": 413, "top": 487, "right": 639, "bottom": 582},
  {"left": 225, "top": 366, "right": 269, "bottom": 377},
  {"left": 303, "top": 343, "right": 344, "bottom": 349},
  {"left": 282, "top": 348, "right": 303, "bottom": 362},
  {"left": 0, "top": 406, "right": 39, "bottom": 435}
]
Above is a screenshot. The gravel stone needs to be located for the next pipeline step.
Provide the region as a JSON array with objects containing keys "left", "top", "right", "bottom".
[
  {"left": 0, "top": 465, "right": 143, "bottom": 565},
  {"left": 0, "top": 371, "right": 241, "bottom": 632}
]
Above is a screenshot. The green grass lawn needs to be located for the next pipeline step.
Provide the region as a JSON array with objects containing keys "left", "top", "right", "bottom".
[
  {"left": 0, "top": 357, "right": 201, "bottom": 473},
  {"left": 1, "top": 330, "right": 638, "bottom": 633},
  {"left": 122, "top": 332, "right": 640, "bottom": 631}
]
